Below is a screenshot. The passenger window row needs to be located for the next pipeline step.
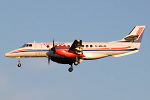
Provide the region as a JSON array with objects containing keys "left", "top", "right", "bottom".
[
  {"left": 46, "top": 45, "right": 71, "bottom": 48},
  {"left": 82, "top": 45, "right": 106, "bottom": 48}
]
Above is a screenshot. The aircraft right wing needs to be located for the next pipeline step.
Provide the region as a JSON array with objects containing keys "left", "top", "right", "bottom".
[
  {"left": 54, "top": 39, "right": 85, "bottom": 58},
  {"left": 54, "top": 39, "right": 85, "bottom": 65},
  {"left": 68, "top": 39, "right": 83, "bottom": 55}
]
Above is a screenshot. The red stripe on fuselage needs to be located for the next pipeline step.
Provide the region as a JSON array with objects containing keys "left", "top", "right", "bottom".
[
  {"left": 10, "top": 49, "right": 50, "bottom": 53},
  {"left": 83, "top": 46, "right": 131, "bottom": 50},
  {"left": 10, "top": 46, "right": 131, "bottom": 53},
  {"left": 136, "top": 27, "right": 144, "bottom": 36}
]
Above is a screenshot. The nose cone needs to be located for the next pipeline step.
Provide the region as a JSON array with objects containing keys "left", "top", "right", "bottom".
[
  {"left": 5, "top": 49, "right": 20, "bottom": 57},
  {"left": 5, "top": 52, "right": 11, "bottom": 57}
]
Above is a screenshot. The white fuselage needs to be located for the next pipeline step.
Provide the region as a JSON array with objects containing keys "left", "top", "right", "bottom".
[
  {"left": 5, "top": 42, "right": 137, "bottom": 60},
  {"left": 4, "top": 26, "right": 145, "bottom": 72}
]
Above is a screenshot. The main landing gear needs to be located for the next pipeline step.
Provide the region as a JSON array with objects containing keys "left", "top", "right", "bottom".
[
  {"left": 68, "top": 64, "right": 73, "bottom": 72},
  {"left": 17, "top": 57, "right": 21, "bottom": 67},
  {"left": 68, "top": 58, "right": 81, "bottom": 72}
]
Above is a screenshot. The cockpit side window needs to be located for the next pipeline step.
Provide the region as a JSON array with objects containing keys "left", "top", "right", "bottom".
[
  {"left": 22, "top": 44, "right": 27, "bottom": 47},
  {"left": 22, "top": 44, "right": 32, "bottom": 47},
  {"left": 28, "top": 44, "right": 32, "bottom": 47}
]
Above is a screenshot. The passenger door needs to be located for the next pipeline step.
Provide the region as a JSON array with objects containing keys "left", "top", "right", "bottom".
[{"left": 35, "top": 43, "right": 42, "bottom": 56}]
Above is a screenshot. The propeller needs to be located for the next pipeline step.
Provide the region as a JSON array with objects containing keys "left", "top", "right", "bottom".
[
  {"left": 51, "top": 39, "right": 56, "bottom": 54},
  {"left": 48, "top": 57, "right": 51, "bottom": 65},
  {"left": 48, "top": 39, "right": 56, "bottom": 65}
]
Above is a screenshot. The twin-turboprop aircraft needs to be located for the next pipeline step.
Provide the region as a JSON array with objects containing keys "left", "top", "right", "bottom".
[{"left": 5, "top": 26, "right": 145, "bottom": 72}]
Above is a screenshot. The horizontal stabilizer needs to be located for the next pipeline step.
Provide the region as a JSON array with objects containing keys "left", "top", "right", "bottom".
[{"left": 124, "top": 35, "right": 139, "bottom": 41}]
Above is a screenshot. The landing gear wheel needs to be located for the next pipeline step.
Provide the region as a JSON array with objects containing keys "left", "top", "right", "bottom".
[
  {"left": 68, "top": 67, "right": 73, "bottom": 72},
  {"left": 18, "top": 63, "right": 21, "bottom": 67},
  {"left": 74, "top": 61, "right": 78, "bottom": 66},
  {"left": 17, "top": 57, "right": 21, "bottom": 67}
]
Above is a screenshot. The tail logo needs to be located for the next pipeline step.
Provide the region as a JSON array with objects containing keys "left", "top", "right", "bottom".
[{"left": 136, "top": 27, "right": 145, "bottom": 36}]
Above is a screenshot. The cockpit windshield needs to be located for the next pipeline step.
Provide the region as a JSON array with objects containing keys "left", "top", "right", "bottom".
[{"left": 22, "top": 44, "right": 32, "bottom": 47}]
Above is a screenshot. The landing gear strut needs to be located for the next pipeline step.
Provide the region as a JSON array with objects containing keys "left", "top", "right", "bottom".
[
  {"left": 68, "top": 64, "right": 73, "bottom": 72},
  {"left": 17, "top": 57, "right": 21, "bottom": 67}
]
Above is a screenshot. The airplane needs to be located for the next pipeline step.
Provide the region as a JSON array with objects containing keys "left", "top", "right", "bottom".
[{"left": 5, "top": 26, "right": 145, "bottom": 72}]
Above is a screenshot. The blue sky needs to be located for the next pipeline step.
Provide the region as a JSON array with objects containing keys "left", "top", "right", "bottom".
[{"left": 0, "top": 0, "right": 150, "bottom": 100}]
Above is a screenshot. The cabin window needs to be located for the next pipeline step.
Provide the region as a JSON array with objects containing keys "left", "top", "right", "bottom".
[
  {"left": 86, "top": 45, "right": 88, "bottom": 47},
  {"left": 47, "top": 45, "right": 49, "bottom": 48},
  {"left": 82, "top": 45, "right": 84, "bottom": 47},
  {"left": 99, "top": 45, "right": 102, "bottom": 47},
  {"left": 90, "top": 45, "right": 93, "bottom": 47},
  {"left": 95, "top": 45, "right": 98, "bottom": 47},
  {"left": 67, "top": 45, "right": 70, "bottom": 47}
]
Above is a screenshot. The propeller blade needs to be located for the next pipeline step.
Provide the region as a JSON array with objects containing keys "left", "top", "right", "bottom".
[
  {"left": 48, "top": 57, "right": 51, "bottom": 65},
  {"left": 51, "top": 39, "right": 56, "bottom": 54},
  {"left": 53, "top": 39, "right": 54, "bottom": 47}
]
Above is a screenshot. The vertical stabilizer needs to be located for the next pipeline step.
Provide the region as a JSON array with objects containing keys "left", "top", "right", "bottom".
[
  {"left": 120, "top": 26, "right": 145, "bottom": 42},
  {"left": 112, "top": 26, "right": 145, "bottom": 57}
]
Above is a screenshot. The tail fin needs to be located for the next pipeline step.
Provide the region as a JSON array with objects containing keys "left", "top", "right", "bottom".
[
  {"left": 120, "top": 26, "right": 145, "bottom": 42},
  {"left": 112, "top": 26, "right": 145, "bottom": 57},
  {"left": 118, "top": 26, "right": 145, "bottom": 50}
]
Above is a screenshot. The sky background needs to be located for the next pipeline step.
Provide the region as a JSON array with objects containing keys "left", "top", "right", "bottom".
[{"left": 0, "top": 0, "right": 150, "bottom": 100}]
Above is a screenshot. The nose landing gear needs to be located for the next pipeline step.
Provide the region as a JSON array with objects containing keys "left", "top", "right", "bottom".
[
  {"left": 17, "top": 57, "right": 21, "bottom": 67},
  {"left": 18, "top": 63, "right": 21, "bottom": 67}
]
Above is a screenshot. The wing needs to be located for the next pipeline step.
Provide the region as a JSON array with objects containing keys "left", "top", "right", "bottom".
[
  {"left": 54, "top": 39, "right": 85, "bottom": 58},
  {"left": 68, "top": 39, "right": 83, "bottom": 55},
  {"left": 53, "top": 39, "right": 84, "bottom": 66}
]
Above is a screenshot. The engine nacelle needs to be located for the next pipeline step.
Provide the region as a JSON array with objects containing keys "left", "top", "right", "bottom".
[
  {"left": 55, "top": 46, "right": 85, "bottom": 57},
  {"left": 51, "top": 55, "right": 74, "bottom": 64}
]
